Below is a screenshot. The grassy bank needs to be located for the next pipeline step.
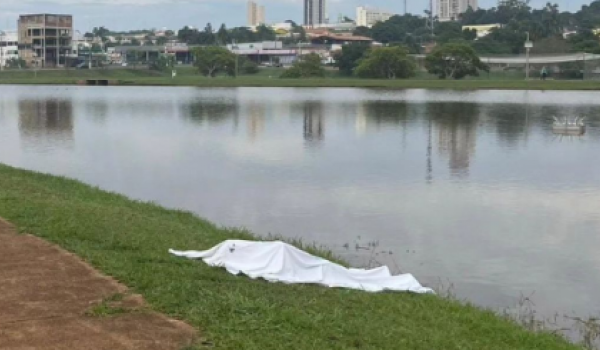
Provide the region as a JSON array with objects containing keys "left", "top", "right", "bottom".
[
  {"left": 0, "top": 163, "right": 580, "bottom": 350},
  {"left": 1, "top": 67, "right": 600, "bottom": 90}
]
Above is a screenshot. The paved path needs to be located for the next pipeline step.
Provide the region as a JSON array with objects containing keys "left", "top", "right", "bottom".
[{"left": 0, "top": 219, "right": 197, "bottom": 350}]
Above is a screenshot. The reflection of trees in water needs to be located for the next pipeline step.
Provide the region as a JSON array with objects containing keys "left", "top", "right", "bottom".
[
  {"left": 484, "top": 104, "right": 529, "bottom": 148},
  {"left": 360, "top": 102, "right": 410, "bottom": 127},
  {"left": 181, "top": 100, "right": 238, "bottom": 125},
  {"left": 303, "top": 102, "right": 324, "bottom": 147},
  {"left": 427, "top": 102, "right": 480, "bottom": 178},
  {"left": 19, "top": 99, "right": 74, "bottom": 146},
  {"left": 86, "top": 100, "right": 109, "bottom": 124}
]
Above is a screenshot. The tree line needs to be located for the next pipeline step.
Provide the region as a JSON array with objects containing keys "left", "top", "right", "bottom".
[
  {"left": 333, "top": 42, "right": 487, "bottom": 80},
  {"left": 85, "top": 21, "right": 306, "bottom": 47},
  {"left": 189, "top": 42, "right": 488, "bottom": 81},
  {"left": 355, "top": 0, "right": 600, "bottom": 55}
]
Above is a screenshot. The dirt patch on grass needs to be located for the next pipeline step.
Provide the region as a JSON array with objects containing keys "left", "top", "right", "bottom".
[{"left": 0, "top": 219, "right": 198, "bottom": 350}]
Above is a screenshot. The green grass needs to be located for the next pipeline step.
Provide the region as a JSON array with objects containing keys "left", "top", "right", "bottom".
[
  {"left": 1, "top": 67, "right": 600, "bottom": 90},
  {"left": 0, "top": 163, "right": 582, "bottom": 350}
]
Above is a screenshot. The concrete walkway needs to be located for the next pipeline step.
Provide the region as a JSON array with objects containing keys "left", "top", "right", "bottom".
[{"left": 0, "top": 219, "right": 197, "bottom": 350}]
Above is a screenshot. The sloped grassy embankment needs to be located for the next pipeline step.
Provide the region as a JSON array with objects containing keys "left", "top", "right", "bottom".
[{"left": 0, "top": 164, "right": 581, "bottom": 350}]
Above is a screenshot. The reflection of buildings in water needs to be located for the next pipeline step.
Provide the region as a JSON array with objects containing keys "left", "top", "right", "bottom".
[
  {"left": 19, "top": 99, "right": 74, "bottom": 147},
  {"left": 303, "top": 103, "right": 324, "bottom": 146},
  {"left": 437, "top": 124, "right": 477, "bottom": 176},
  {"left": 355, "top": 103, "right": 367, "bottom": 135},
  {"left": 246, "top": 102, "right": 266, "bottom": 141},
  {"left": 431, "top": 103, "right": 479, "bottom": 178}
]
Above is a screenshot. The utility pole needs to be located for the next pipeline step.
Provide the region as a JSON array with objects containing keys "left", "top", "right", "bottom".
[
  {"left": 0, "top": 31, "right": 5, "bottom": 72},
  {"left": 428, "top": 0, "right": 435, "bottom": 36},
  {"left": 524, "top": 32, "right": 532, "bottom": 80},
  {"left": 232, "top": 40, "right": 239, "bottom": 78},
  {"left": 404, "top": 0, "right": 407, "bottom": 15}
]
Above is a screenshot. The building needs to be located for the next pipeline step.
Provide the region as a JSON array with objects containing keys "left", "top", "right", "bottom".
[
  {"left": 247, "top": 1, "right": 265, "bottom": 27},
  {"left": 0, "top": 31, "right": 19, "bottom": 68},
  {"left": 18, "top": 14, "right": 73, "bottom": 67},
  {"left": 356, "top": 7, "right": 394, "bottom": 27},
  {"left": 305, "top": 0, "right": 327, "bottom": 27},
  {"left": 438, "top": 0, "right": 478, "bottom": 22},
  {"left": 462, "top": 23, "right": 501, "bottom": 38}
]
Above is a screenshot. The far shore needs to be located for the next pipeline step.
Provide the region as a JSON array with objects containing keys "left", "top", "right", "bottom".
[{"left": 1, "top": 67, "right": 600, "bottom": 91}]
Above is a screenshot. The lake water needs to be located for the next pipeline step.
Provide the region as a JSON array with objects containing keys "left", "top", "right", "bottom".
[{"left": 1, "top": 85, "right": 599, "bottom": 325}]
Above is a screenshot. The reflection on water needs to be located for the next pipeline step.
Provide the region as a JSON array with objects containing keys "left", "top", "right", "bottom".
[
  {"left": 19, "top": 99, "right": 74, "bottom": 150},
  {"left": 430, "top": 103, "right": 479, "bottom": 178},
  {"left": 303, "top": 103, "right": 324, "bottom": 146},
  {"left": 0, "top": 86, "right": 599, "bottom": 329}
]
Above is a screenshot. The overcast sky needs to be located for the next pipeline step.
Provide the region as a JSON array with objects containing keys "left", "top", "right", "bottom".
[{"left": 0, "top": 0, "right": 594, "bottom": 32}]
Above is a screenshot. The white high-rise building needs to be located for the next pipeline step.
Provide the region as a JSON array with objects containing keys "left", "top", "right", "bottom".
[
  {"left": 0, "top": 31, "right": 19, "bottom": 68},
  {"left": 247, "top": 1, "right": 265, "bottom": 27},
  {"left": 356, "top": 6, "right": 394, "bottom": 28},
  {"left": 304, "top": 0, "right": 327, "bottom": 27},
  {"left": 438, "top": 0, "right": 478, "bottom": 22}
]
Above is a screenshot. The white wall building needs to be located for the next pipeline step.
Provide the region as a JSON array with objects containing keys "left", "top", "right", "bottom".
[
  {"left": 438, "top": 0, "right": 478, "bottom": 22},
  {"left": 0, "top": 31, "right": 19, "bottom": 68},
  {"left": 356, "top": 7, "right": 394, "bottom": 27}
]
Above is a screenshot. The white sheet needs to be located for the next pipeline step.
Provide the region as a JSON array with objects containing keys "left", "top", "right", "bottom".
[{"left": 169, "top": 240, "right": 433, "bottom": 293}]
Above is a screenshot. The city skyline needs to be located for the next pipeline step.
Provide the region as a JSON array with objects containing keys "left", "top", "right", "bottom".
[
  {"left": 0, "top": 0, "right": 593, "bottom": 31},
  {"left": 304, "top": 0, "right": 327, "bottom": 26},
  {"left": 247, "top": 1, "right": 266, "bottom": 27}
]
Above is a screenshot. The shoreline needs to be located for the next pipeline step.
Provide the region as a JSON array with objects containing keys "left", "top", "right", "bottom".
[
  {"left": 2, "top": 78, "right": 600, "bottom": 91},
  {"left": 0, "top": 162, "right": 581, "bottom": 349},
  {"left": 1, "top": 68, "right": 600, "bottom": 90}
]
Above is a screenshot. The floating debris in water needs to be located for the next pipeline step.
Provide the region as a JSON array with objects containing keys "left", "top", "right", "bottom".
[{"left": 552, "top": 116, "right": 586, "bottom": 136}]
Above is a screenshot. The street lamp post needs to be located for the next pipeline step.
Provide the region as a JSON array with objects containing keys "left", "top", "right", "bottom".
[
  {"left": 524, "top": 32, "right": 533, "bottom": 80},
  {"left": 0, "top": 30, "right": 5, "bottom": 72},
  {"left": 232, "top": 40, "right": 239, "bottom": 78}
]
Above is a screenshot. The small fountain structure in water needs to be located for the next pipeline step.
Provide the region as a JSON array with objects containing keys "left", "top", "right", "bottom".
[{"left": 552, "top": 116, "right": 586, "bottom": 136}]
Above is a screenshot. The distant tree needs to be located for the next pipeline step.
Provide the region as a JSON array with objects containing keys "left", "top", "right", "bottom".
[
  {"left": 165, "top": 30, "right": 175, "bottom": 37},
  {"left": 290, "top": 23, "right": 307, "bottom": 42},
  {"left": 149, "top": 54, "right": 176, "bottom": 72},
  {"left": 281, "top": 53, "right": 325, "bottom": 78},
  {"left": 435, "top": 21, "right": 464, "bottom": 44},
  {"left": 333, "top": 43, "right": 371, "bottom": 76},
  {"left": 342, "top": 16, "right": 354, "bottom": 23},
  {"left": 355, "top": 46, "right": 416, "bottom": 79},
  {"left": 193, "top": 46, "right": 235, "bottom": 77},
  {"left": 370, "top": 14, "right": 428, "bottom": 44},
  {"left": 471, "top": 37, "right": 513, "bottom": 54},
  {"left": 568, "top": 30, "right": 600, "bottom": 53},
  {"left": 156, "top": 36, "right": 168, "bottom": 46},
  {"left": 130, "top": 38, "right": 141, "bottom": 46},
  {"left": 425, "top": 43, "right": 489, "bottom": 79},
  {"left": 5, "top": 57, "right": 27, "bottom": 69},
  {"left": 91, "top": 43, "right": 103, "bottom": 52},
  {"left": 240, "top": 57, "right": 259, "bottom": 74},
  {"left": 255, "top": 25, "right": 276, "bottom": 41},
  {"left": 463, "top": 28, "right": 478, "bottom": 41},
  {"left": 198, "top": 23, "right": 216, "bottom": 45},
  {"left": 178, "top": 26, "right": 197, "bottom": 44},
  {"left": 217, "top": 24, "right": 230, "bottom": 44},
  {"left": 353, "top": 26, "right": 372, "bottom": 37},
  {"left": 230, "top": 27, "right": 256, "bottom": 43},
  {"left": 530, "top": 35, "right": 573, "bottom": 54},
  {"left": 92, "top": 26, "right": 111, "bottom": 39}
]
